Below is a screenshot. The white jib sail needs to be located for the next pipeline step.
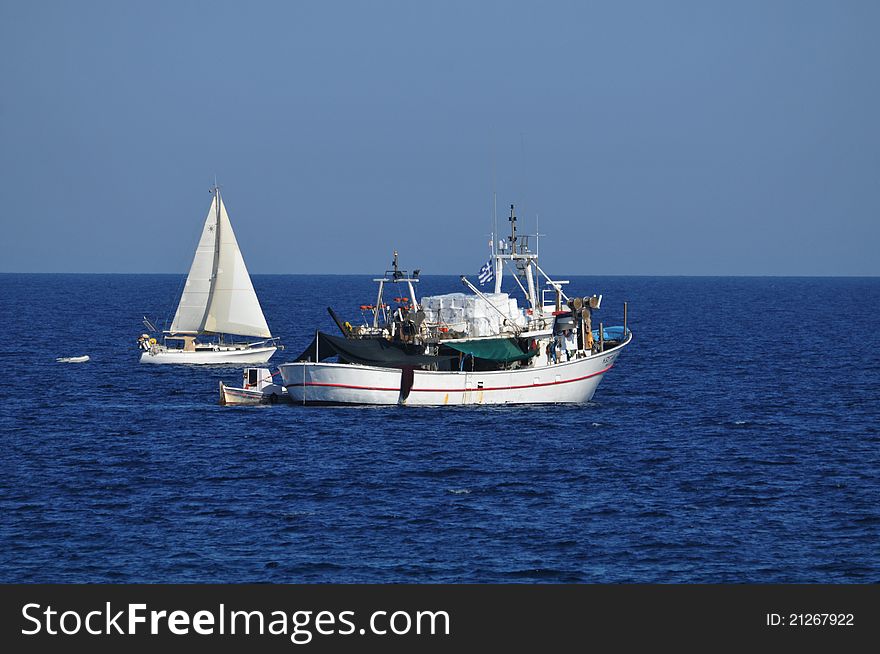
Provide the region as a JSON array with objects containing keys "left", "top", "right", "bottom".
[
  {"left": 169, "top": 196, "right": 219, "bottom": 334},
  {"left": 200, "top": 196, "right": 272, "bottom": 338}
]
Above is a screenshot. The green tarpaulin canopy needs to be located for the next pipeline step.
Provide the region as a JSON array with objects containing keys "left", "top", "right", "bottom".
[{"left": 444, "top": 338, "right": 538, "bottom": 363}]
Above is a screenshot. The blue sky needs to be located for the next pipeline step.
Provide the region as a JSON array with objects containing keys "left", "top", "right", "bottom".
[{"left": 1, "top": 1, "right": 877, "bottom": 275}]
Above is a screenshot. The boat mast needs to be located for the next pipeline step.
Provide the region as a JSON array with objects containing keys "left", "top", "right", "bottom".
[
  {"left": 212, "top": 183, "right": 221, "bottom": 278},
  {"left": 390, "top": 250, "right": 420, "bottom": 310},
  {"left": 373, "top": 280, "right": 385, "bottom": 329},
  {"left": 493, "top": 192, "right": 502, "bottom": 294},
  {"left": 509, "top": 204, "right": 517, "bottom": 255},
  {"left": 506, "top": 204, "right": 537, "bottom": 311},
  {"left": 200, "top": 182, "right": 222, "bottom": 335}
]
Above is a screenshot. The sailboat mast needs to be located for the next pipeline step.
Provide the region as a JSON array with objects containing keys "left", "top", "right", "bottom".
[
  {"left": 213, "top": 185, "right": 222, "bottom": 273},
  {"left": 200, "top": 183, "right": 222, "bottom": 334}
]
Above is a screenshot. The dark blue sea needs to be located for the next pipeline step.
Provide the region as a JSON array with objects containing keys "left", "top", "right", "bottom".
[{"left": 1, "top": 274, "right": 878, "bottom": 583}]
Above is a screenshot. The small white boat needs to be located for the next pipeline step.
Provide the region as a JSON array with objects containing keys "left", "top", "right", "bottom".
[
  {"left": 219, "top": 367, "right": 290, "bottom": 405},
  {"left": 139, "top": 184, "right": 279, "bottom": 365},
  {"left": 56, "top": 355, "right": 90, "bottom": 363}
]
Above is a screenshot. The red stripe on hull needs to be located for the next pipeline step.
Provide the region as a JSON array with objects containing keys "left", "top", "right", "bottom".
[
  {"left": 410, "top": 364, "right": 613, "bottom": 393},
  {"left": 286, "top": 382, "right": 399, "bottom": 392},
  {"left": 285, "top": 364, "right": 613, "bottom": 394}
]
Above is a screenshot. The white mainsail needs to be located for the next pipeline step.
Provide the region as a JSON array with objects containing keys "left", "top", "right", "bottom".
[
  {"left": 169, "top": 196, "right": 218, "bottom": 334},
  {"left": 169, "top": 192, "right": 272, "bottom": 339}
]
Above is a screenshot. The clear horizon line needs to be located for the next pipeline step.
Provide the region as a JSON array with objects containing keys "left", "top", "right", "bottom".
[{"left": 0, "top": 271, "right": 877, "bottom": 279}]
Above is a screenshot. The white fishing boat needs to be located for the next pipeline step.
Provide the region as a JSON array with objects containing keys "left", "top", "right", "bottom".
[
  {"left": 139, "top": 185, "right": 279, "bottom": 365},
  {"left": 278, "top": 205, "right": 631, "bottom": 405},
  {"left": 219, "top": 367, "right": 290, "bottom": 405}
]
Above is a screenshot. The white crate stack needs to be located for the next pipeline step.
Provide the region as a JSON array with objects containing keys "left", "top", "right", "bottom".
[{"left": 421, "top": 293, "right": 525, "bottom": 337}]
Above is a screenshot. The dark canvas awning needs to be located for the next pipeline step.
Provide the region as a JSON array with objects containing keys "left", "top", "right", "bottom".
[
  {"left": 444, "top": 338, "right": 539, "bottom": 362},
  {"left": 296, "top": 332, "right": 453, "bottom": 368}
]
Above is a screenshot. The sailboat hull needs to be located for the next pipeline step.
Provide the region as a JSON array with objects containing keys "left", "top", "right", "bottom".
[
  {"left": 279, "top": 338, "right": 629, "bottom": 405},
  {"left": 140, "top": 345, "right": 276, "bottom": 365}
]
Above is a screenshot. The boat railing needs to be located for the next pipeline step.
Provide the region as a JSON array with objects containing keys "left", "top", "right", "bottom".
[{"left": 240, "top": 336, "right": 283, "bottom": 348}]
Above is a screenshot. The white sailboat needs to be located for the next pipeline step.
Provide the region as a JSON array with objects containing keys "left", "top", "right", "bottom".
[{"left": 139, "top": 185, "right": 279, "bottom": 365}]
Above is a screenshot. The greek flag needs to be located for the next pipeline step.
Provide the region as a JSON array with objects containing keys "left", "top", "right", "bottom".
[{"left": 477, "top": 259, "right": 494, "bottom": 286}]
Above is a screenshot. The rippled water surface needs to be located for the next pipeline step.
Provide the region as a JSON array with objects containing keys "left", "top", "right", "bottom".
[{"left": 1, "top": 274, "right": 878, "bottom": 582}]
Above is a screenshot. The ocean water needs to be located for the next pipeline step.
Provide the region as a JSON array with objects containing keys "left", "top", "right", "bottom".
[{"left": 0, "top": 274, "right": 878, "bottom": 583}]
